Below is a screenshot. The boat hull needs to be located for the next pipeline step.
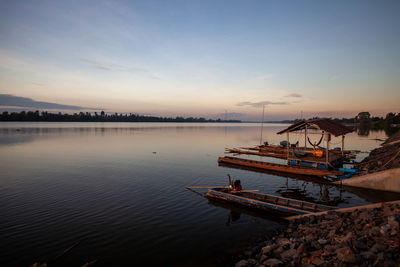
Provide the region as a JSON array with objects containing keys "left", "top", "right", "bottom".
[
  {"left": 205, "top": 188, "right": 335, "bottom": 216},
  {"left": 218, "top": 156, "right": 344, "bottom": 177}
]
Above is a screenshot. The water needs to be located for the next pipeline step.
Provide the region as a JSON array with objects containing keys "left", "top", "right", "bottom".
[{"left": 0, "top": 122, "right": 398, "bottom": 266}]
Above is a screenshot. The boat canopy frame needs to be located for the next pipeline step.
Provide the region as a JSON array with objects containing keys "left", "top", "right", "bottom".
[{"left": 276, "top": 119, "right": 354, "bottom": 167}]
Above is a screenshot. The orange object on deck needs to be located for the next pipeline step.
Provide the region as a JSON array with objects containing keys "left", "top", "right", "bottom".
[{"left": 312, "top": 149, "right": 324, "bottom": 157}]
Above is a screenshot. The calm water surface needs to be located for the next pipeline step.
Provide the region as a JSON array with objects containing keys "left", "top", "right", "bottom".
[{"left": 0, "top": 122, "right": 397, "bottom": 266}]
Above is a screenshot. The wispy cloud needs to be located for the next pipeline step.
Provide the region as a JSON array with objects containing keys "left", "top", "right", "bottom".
[
  {"left": 0, "top": 94, "right": 98, "bottom": 110},
  {"left": 236, "top": 101, "right": 288, "bottom": 108},
  {"left": 285, "top": 93, "right": 302, "bottom": 98},
  {"left": 80, "top": 58, "right": 160, "bottom": 80},
  {"left": 330, "top": 75, "right": 339, "bottom": 81},
  {"left": 254, "top": 74, "right": 276, "bottom": 80}
]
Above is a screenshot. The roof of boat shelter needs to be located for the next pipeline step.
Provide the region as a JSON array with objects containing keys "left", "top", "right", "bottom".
[{"left": 277, "top": 119, "right": 353, "bottom": 137}]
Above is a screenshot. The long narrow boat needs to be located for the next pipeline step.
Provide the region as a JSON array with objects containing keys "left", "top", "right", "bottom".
[
  {"left": 205, "top": 188, "right": 335, "bottom": 215},
  {"left": 225, "top": 148, "right": 288, "bottom": 159},
  {"left": 218, "top": 156, "right": 345, "bottom": 177}
]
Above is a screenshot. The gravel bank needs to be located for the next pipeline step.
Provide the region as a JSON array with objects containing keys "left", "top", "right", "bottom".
[{"left": 234, "top": 202, "right": 400, "bottom": 266}]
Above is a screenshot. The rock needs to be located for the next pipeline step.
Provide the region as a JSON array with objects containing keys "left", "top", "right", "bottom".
[
  {"left": 323, "top": 244, "right": 335, "bottom": 253},
  {"left": 360, "top": 251, "right": 375, "bottom": 260},
  {"left": 373, "top": 252, "right": 384, "bottom": 266},
  {"left": 318, "top": 239, "right": 328, "bottom": 245},
  {"left": 342, "top": 232, "right": 353, "bottom": 242},
  {"left": 264, "top": 258, "right": 283, "bottom": 267},
  {"left": 390, "top": 228, "right": 398, "bottom": 236},
  {"left": 272, "top": 246, "right": 283, "bottom": 256},
  {"left": 311, "top": 256, "right": 324, "bottom": 266},
  {"left": 327, "top": 229, "right": 336, "bottom": 238},
  {"left": 281, "top": 248, "right": 296, "bottom": 261},
  {"left": 260, "top": 254, "right": 268, "bottom": 263},
  {"left": 353, "top": 240, "right": 367, "bottom": 250},
  {"left": 370, "top": 243, "right": 386, "bottom": 253},
  {"left": 261, "top": 244, "right": 278, "bottom": 255},
  {"left": 388, "top": 215, "right": 399, "bottom": 227},
  {"left": 247, "top": 258, "right": 257, "bottom": 265},
  {"left": 336, "top": 247, "right": 356, "bottom": 263},
  {"left": 277, "top": 238, "right": 290, "bottom": 247},
  {"left": 380, "top": 224, "right": 392, "bottom": 235},
  {"left": 235, "top": 259, "right": 249, "bottom": 267},
  {"left": 370, "top": 226, "right": 380, "bottom": 236},
  {"left": 304, "top": 234, "right": 314, "bottom": 243},
  {"left": 297, "top": 243, "right": 306, "bottom": 254}
]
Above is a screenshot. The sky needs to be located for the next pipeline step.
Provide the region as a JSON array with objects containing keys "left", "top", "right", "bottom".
[{"left": 0, "top": 0, "right": 399, "bottom": 121}]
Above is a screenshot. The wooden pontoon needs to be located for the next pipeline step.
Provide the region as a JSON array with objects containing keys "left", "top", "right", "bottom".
[
  {"left": 205, "top": 188, "right": 335, "bottom": 216},
  {"left": 276, "top": 119, "right": 353, "bottom": 168},
  {"left": 221, "top": 119, "right": 356, "bottom": 178},
  {"left": 218, "top": 156, "right": 345, "bottom": 177},
  {"left": 227, "top": 147, "right": 356, "bottom": 162}
]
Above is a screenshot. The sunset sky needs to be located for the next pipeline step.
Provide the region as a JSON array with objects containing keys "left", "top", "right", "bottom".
[{"left": 0, "top": 0, "right": 399, "bottom": 121}]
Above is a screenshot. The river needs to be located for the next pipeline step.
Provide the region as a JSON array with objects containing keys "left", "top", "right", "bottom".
[{"left": 0, "top": 122, "right": 397, "bottom": 266}]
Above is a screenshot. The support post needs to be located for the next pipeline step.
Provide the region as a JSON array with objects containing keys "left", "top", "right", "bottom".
[
  {"left": 287, "top": 132, "right": 290, "bottom": 163},
  {"left": 325, "top": 132, "right": 329, "bottom": 167},
  {"left": 304, "top": 124, "right": 307, "bottom": 148},
  {"left": 341, "top": 135, "right": 345, "bottom": 157}
]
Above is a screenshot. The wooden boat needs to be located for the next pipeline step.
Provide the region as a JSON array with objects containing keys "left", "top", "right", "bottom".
[
  {"left": 242, "top": 145, "right": 355, "bottom": 155},
  {"left": 225, "top": 148, "right": 288, "bottom": 159},
  {"left": 205, "top": 188, "right": 335, "bottom": 215},
  {"left": 218, "top": 156, "right": 345, "bottom": 177}
]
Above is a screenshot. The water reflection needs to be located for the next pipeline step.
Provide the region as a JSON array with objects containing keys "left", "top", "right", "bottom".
[
  {"left": 0, "top": 122, "right": 396, "bottom": 266},
  {"left": 276, "top": 181, "right": 346, "bottom": 206},
  {"left": 207, "top": 198, "right": 287, "bottom": 225}
]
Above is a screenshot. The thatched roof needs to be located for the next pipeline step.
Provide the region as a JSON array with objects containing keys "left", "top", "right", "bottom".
[{"left": 277, "top": 119, "right": 353, "bottom": 137}]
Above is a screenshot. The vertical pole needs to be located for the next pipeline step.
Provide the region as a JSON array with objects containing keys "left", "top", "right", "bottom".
[
  {"left": 325, "top": 132, "right": 329, "bottom": 167},
  {"left": 341, "top": 135, "right": 345, "bottom": 157},
  {"left": 287, "top": 132, "right": 290, "bottom": 163},
  {"left": 304, "top": 124, "right": 307, "bottom": 148},
  {"left": 259, "top": 104, "right": 265, "bottom": 145}
]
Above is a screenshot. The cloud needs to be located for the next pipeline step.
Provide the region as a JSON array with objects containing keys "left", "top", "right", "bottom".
[
  {"left": 0, "top": 94, "right": 98, "bottom": 110},
  {"left": 285, "top": 93, "right": 302, "bottom": 98},
  {"left": 236, "top": 101, "right": 288, "bottom": 108},
  {"left": 80, "top": 58, "right": 160, "bottom": 79},
  {"left": 330, "top": 75, "right": 339, "bottom": 81}
]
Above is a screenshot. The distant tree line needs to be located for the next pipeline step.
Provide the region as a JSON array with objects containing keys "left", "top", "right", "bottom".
[
  {"left": 292, "top": 112, "right": 400, "bottom": 136},
  {"left": 0, "top": 110, "right": 241, "bottom": 123},
  {"left": 292, "top": 112, "right": 400, "bottom": 126}
]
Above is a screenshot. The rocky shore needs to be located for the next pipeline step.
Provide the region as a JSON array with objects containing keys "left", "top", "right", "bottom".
[{"left": 233, "top": 202, "right": 400, "bottom": 266}]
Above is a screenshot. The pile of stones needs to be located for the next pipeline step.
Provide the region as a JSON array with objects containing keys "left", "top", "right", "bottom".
[
  {"left": 358, "top": 142, "right": 400, "bottom": 174},
  {"left": 235, "top": 202, "right": 400, "bottom": 266}
]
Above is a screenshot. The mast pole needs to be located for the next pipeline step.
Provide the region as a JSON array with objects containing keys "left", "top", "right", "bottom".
[{"left": 260, "top": 104, "right": 265, "bottom": 145}]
